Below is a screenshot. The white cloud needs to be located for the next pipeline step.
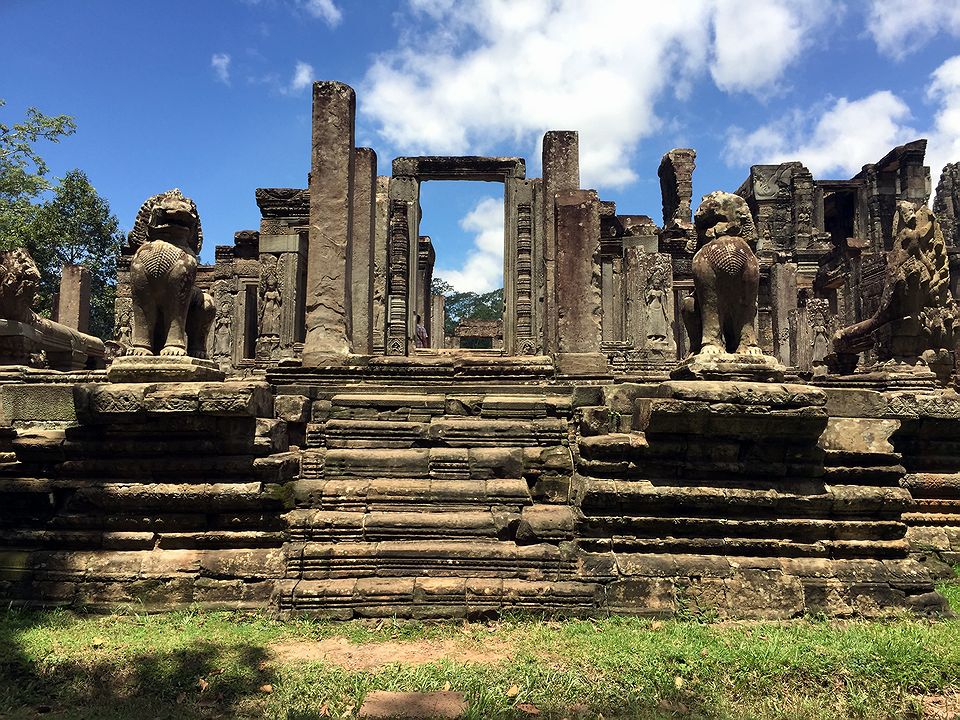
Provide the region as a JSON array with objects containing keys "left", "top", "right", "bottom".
[
  {"left": 723, "top": 54, "right": 960, "bottom": 185},
  {"left": 299, "top": 0, "right": 342, "bottom": 27},
  {"left": 927, "top": 55, "right": 960, "bottom": 187},
  {"left": 866, "top": 0, "right": 960, "bottom": 60},
  {"left": 289, "top": 61, "right": 315, "bottom": 93},
  {"left": 710, "top": 0, "right": 833, "bottom": 93},
  {"left": 724, "top": 91, "right": 917, "bottom": 177},
  {"left": 211, "top": 53, "right": 231, "bottom": 85},
  {"left": 434, "top": 197, "right": 504, "bottom": 293},
  {"left": 361, "top": 0, "right": 837, "bottom": 190}
]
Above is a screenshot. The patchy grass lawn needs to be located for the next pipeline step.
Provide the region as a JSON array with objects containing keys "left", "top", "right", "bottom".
[{"left": 0, "top": 578, "right": 958, "bottom": 720}]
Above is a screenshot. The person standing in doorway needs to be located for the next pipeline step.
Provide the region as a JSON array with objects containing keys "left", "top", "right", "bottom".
[{"left": 415, "top": 314, "right": 429, "bottom": 348}]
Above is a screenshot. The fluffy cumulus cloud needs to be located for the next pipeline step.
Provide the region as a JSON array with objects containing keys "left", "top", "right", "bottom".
[
  {"left": 723, "top": 54, "right": 960, "bottom": 184},
  {"left": 433, "top": 197, "right": 504, "bottom": 293},
  {"left": 289, "top": 61, "right": 315, "bottom": 93},
  {"left": 927, "top": 55, "right": 960, "bottom": 185},
  {"left": 361, "top": 0, "right": 838, "bottom": 190},
  {"left": 211, "top": 53, "right": 231, "bottom": 85},
  {"left": 725, "top": 91, "right": 917, "bottom": 177},
  {"left": 866, "top": 0, "right": 960, "bottom": 60},
  {"left": 299, "top": 0, "right": 342, "bottom": 27},
  {"left": 710, "top": 0, "right": 833, "bottom": 93}
]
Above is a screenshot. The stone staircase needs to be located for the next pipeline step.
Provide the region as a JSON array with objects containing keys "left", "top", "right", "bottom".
[{"left": 272, "top": 381, "right": 600, "bottom": 618}]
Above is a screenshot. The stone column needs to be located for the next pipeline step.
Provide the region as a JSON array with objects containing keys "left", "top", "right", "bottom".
[
  {"left": 303, "top": 81, "right": 355, "bottom": 363},
  {"left": 430, "top": 294, "right": 445, "bottom": 349},
  {"left": 658, "top": 149, "right": 696, "bottom": 228},
  {"left": 417, "top": 236, "right": 435, "bottom": 339},
  {"left": 56, "top": 264, "right": 91, "bottom": 333},
  {"left": 770, "top": 256, "right": 798, "bottom": 365},
  {"left": 554, "top": 189, "right": 605, "bottom": 375},
  {"left": 541, "top": 131, "right": 580, "bottom": 355},
  {"left": 372, "top": 176, "right": 390, "bottom": 354},
  {"left": 386, "top": 176, "right": 419, "bottom": 355},
  {"left": 351, "top": 147, "right": 377, "bottom": 354}
]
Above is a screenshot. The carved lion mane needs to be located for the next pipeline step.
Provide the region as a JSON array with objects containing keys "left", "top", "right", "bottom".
[
  {"left": 0, "top": 247, "right": 41, "bottom": 323},
  {"left": 128, "top": 188, "right": 203, "bottom": 255}
]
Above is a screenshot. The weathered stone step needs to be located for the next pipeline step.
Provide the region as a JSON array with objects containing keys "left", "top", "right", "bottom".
[
  {"left": 292, "top": 477, "right": 530, "bottom": 510},
  {"left": 902, "top": 512, "right": 960, "bottom": 525},
  {"left": 0, "top": 528, "right": 282, "bottom": 550},
  {"left": 821, "top": 464, "right": 906, "bottom": 485},
  {"left": 578, "top": 479, "right": 912, "bottom": 518},
  {"left": 316, "top": 446, "right": 569, "bottom": 481},
  {"left": 578, "top": 516, "right": 904, "bottom": 542},
  {"left": 903, "top": 473, "right": 960, "bottom": 498},
  {"left": 0, "top": 510, "right": 284, "bottom": 533},
  {"left": 323, "top": 420, "right": 428, "bottom": 448},
  {"left": 429, "top": 418, "right": 567, "bottom": 447},
  {"left": 580, "top": 536, "right": 909, "bottom": 559},
  {"left": 285, "top": 540, "right": 571, "bottom": 580},
  {"left": 577, "top": 456, "right": 827, "bottom": 481},
  {"left": 284, "top": 509, "right": 519, "bottom": 542},
  {"left": 329, "top": 393, "right": 447, "bottom": 420},
  {"left": 37, "top": 482, "right": 278, "bottom": 512},
  {"left": 273, "top": 577, "right": 601, "bottom": 619}
]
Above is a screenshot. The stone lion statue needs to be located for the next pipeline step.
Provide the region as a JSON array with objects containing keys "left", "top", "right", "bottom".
[
  {"left": 680, "top": 191, "right": 762, "bottom": 356},
  {"left": 834, "top": 201, "right": 958, "bottom": 362},
  {"left": 128, "top": 189, "right": 214, "bottom": 357},
  {"left": 0, "top": 248, "right": 41, "bottom": 323}
]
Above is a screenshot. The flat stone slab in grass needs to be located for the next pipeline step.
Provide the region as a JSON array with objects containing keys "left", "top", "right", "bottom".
[{"left": 358, "top": 691, "right": 467, "bottom": 719}]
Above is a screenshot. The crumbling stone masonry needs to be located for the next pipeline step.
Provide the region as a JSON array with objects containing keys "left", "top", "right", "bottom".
[{"left": 0, "top": 79, "right": 959, "bottom": 619}]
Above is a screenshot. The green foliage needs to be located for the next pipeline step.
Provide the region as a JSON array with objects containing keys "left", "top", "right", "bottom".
[
  {"left": 0, "top": 99, "right": 76, "bottom": 246},
  {"left": 0, "top": 102, "right": 120, "bottom": 340},
  {"left": 432, "top": 276, "right": 504, "bottom": 336},
  {"left": 22, "top": 169, "right": 123, "bottom": 339}
]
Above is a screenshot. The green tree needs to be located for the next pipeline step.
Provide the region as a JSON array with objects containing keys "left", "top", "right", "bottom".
[
  {"left": 24, "top": 170, "right": 123, "bottom": 339},
  {"left": 432, "top": 276, "right": 504, "bottom": 336},
  {"left": 0, "top": 99, "right": 76, "bottom": 246}
]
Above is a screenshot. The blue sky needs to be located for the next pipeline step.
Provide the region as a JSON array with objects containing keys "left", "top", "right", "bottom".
[{"left": 3, "top": 0, "right": 960, "bottom": 292}]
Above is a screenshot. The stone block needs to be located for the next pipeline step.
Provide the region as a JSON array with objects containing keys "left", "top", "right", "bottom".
[
  {"left": 142, "top": 386, "right": 200, "bottom": 414},
  {"left": 819, "top": 417, "right": 898, "bottom": 454},
  {"left": 198, "top": 383, "right": 272, "bottom": 417},
  {"left": 274, "top": 394, "right": 311, "bottom": 423},
  {"left": 106, "top": 356, "right": 225, "bottom": 383},
  {"left": 0, "top": 383, "right": 77, "bottom": 423}
]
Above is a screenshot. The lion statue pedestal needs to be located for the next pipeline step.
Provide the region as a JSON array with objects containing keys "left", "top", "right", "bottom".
[{"left": 671, "top": 191, "right": 785, "bottom": 382}]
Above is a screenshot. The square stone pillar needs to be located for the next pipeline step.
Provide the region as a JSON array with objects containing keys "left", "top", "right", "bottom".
[
  {"left": 541, "top": 131, "right": 580, "bottom": 356},
  {"left": 386, "top": 176, "right": 419, "bottom": 355},
  {"left": 304, "top": 81, "right": 356, "bottom": 363},
  {"left": 351, "top": 147, "right": 377, "bottom": 354},
  {"left": 554, "top": 189, "right": 606, "bottom": 375},
  {"left": 56, "top": 264, "right": 91, "bottom": 333},
  {"left": 770, "top": 256, "right": 798, "bottom": 365},
  {"left": 372, "top": 176, "right": 390, "bottom": 354},
  {"left": 430, "top": 294, "right": 445, "bottom": 349}
]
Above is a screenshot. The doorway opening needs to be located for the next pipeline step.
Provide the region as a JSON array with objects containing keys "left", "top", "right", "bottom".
[{"left": 417, "top": 181, "right": 505, "bottom": 352}]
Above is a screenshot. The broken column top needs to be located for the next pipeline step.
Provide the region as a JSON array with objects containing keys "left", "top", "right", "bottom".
[{"left": 658, "top": 148, "right": 696, "bottom": 228}]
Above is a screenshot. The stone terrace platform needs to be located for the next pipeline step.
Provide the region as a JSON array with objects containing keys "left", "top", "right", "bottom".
[{"left": 0, "top": 362, "right": 951, "bottom": 619}]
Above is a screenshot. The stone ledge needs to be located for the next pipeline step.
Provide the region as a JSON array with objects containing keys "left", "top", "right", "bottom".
[{"left": 107, "top": 356, "right": 225, "bottom": 383}]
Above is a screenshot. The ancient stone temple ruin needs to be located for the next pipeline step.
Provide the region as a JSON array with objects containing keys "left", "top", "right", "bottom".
[{"left": 1, "top": 80, "right": 960, "bottom": 619}]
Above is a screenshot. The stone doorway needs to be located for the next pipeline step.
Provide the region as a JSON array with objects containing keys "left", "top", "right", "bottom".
[
  {"left": 386, "top": 156, "right": 541, "bottom": 357},
  {"left": 417, "top": 180, "right": 506, "bottom": 353}
]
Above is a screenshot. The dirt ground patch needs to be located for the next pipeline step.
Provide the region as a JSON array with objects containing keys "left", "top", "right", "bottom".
[
  {"left": 270, "top": 636, "right": 514, "bottom": 670},
  {"left": 919, "top": 692, "right": 960, "bottom": 719}
]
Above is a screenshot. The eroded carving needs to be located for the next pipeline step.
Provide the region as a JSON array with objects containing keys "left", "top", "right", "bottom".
[
  {"left": 681, "top": 192, "right": 761, "bottom": 356},
  {"left": 128, "top": 189, "right": 215, "bottom": 358},
  {"left": 833, "top": 201, "right": 959, "bottom": 366}
]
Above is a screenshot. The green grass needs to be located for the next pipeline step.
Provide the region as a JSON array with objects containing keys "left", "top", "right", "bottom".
[{"left": 0, "top": 582, "right": 958, "bottom": 720}]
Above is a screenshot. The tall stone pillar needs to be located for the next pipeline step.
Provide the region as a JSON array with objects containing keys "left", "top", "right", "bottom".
[
  {"left": 56, "top": 264, "right": 91, "bottom": 333},
  {"left": 541, "top": 131, "right": 580, "bottom": 355},
  {"left": 303, "top": 81, "right": 355, "bottom": 363},
  {"left": 770, "top": 255, "right": 798, "bottom": 365},
  {"left": 658, "top": 149, "right": 696, "bottom": 228},
  {"left": 430, "top": 294, "right": 445, "bottom": 349},
  {"left": 385, "top": 176, "right": 419, "bottom": 355},
  {"left": 554, "top": 189, "right": 605, "bottom": 375},
  {"left": 417, "top": 236, "right": 435, "bottom": 340},
  {"left": 372, "top": 176, "right": 390, "bottom": 354},
  {"left": 351, "top": 147, "right": 377, "bottom": 354}
]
